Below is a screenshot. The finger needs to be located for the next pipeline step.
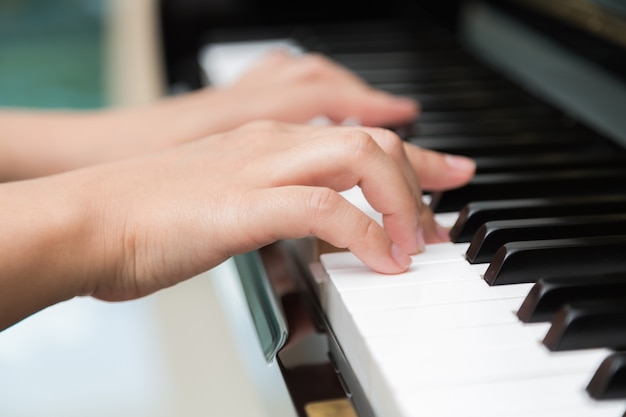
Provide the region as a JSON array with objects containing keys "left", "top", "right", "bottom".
[
  {"left": 419, "top": 203, "right": 451, "bottom": 243},
  {"left": 260, "top": 130, "right": 423, "bottom": 255},
  {"left": 330, "top": 89, "right": 420, "bottom": 127},
  {"left": 403, "top": 143, "right": 476, "bottom": 191},
  {"left": 242, "top": 186, "right": 412, "bottom": 273},
  {"left": 281, "top": 53, "right": 419, "bottom": 125}
]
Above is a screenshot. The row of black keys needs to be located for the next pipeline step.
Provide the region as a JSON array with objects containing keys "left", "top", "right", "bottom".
[{"left": 295, "top": 19, "right": 626, "bottom": 408}]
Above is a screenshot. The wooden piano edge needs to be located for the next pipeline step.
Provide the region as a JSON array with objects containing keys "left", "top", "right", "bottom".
[{"left": 256, "top": 238, "right": 375, "bottom": 417}]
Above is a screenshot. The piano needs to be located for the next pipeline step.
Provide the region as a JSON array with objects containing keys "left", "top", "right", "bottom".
[{"left": 159, "top": 0, "right": 626, "bottom": 416}]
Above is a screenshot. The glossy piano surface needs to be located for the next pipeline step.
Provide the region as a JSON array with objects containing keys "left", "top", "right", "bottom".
[{"left": 159, "top": 0, "right": 626, "bottom": 415}]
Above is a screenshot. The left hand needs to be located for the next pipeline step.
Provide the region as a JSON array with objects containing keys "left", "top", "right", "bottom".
[{"left": 217, "top": 50, "right": 419, "bottom": 127}]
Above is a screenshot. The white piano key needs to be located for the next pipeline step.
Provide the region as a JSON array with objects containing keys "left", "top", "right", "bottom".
[
  {"left": 324, "top": 260, "right": 485, "bottom": 292},
  {"left": 320, "top": 241, "right": 620, "bottom": 417},
  {"left": 333, "top": 277, "right": 533, "bottom": 311},
  {"left": 321, "top": 242, "right": 471, "bottom": 272},
  {"left": 365, "top": 322, "right": 551, "bottom": 355},
  {"left": 372, "top": 343, "right": 609, "bottom": 391},
  {"left": 390, "top": 373, "right": 625, "bottom": 417},
  {"left": 350, "top": 298, "right": 526, "bottom": 336}
]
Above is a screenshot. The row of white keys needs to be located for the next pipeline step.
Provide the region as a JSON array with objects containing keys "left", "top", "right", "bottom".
[{"left": 317, "top": 217, "right": 625, "bottom": 416}]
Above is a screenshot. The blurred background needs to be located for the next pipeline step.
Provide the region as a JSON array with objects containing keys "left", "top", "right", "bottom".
[{"left": 0, "top": 0, "right": 106, "bottom": 108}]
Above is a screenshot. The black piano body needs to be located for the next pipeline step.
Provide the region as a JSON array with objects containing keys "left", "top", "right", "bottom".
[{"left": 157, "top": 1, "right": 626, "bottom": 416}]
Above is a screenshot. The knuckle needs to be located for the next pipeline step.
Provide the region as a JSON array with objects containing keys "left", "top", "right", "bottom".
[
  {"left": 306, "top": 187, "right": 340, "bottom": 220},
  {"left": 375, "top": 128, "right": 404, "bottom": 155},
  {"left": 341, "top": 130, "right": 379, "bottom": 161}
]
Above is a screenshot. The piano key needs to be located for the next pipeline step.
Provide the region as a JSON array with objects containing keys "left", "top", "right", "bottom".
[
  {"left": 377, "top": 78, "right": 525, "bottom": 97},
  {"left": 411, "top": 131, "right": 595, "bottom": 158},
  {"left": 320, "top": 251, "right": 625, "bottom": 417},
  {"left": 393, "top": 374, "right": 625, "bottom": 417},
  {"left": 484, "top": 235, "right": 626, "bottom": 286},
  {"left": 429, "top": 167, "right": 626, "bottom": 213},
  {"left": 587, "top": 352, "right": 626, "bottom": 400},
  {"left": 366, "top": 321, "right": 550, "bottom": 355},
  {"left": 466, "top": 214, "right": 626, "bottom": 264},
  {"left": 473, "top": 152, "right": 626, "bottom": 174},
  {"left": 411, "top": 117, "right": 568, "bottom": 137},
  {"left": 415, "top": 105, "right": 558, "bottom": 123},
  {"left": 406, "top": 91, "right": 542, "bottom": 112},
  {"left": 307, "top": 30, "right": 460, "bottom": 55},
  {"left": 356, "top": 65, "right": 500, "bottom": 85},
  {"left": 319, "top": 250, "right": 624, "bottom": 417},
  {"left": 449, "top": 194, "right": 626, "bottom": 243},
  {"left": 374, "top": 342, "right": 608, "bottom": 391},
  {"left": 517, "top": 273, "right": 626, "bottom": 323},
  {"left": 327, "top": 50, "right": 479, "bottom": 71},
  {"left": 543, "top": 298, "right": 626, "bottom": 351},
  {"left": 329, "top": 271, "right": 532, "bottom": 311}
]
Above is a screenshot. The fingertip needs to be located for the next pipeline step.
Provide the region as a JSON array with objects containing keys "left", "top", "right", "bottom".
[
  {"left": 386, "top": 95, "right": 420, "bottom": 118},
  {"left": 391, "top": 244, "right": 412, "bottom": 271},
  {"left": 445, "top": 154, "right": 476, "bottom": 174}
]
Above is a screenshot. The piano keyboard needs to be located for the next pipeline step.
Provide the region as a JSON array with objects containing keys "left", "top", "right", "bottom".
[
  {"left": 197, "top": 8, "right": 626, "bottom": 417},
  {"left": 292, "top": 15, "right": 626, "bottom": 417}
]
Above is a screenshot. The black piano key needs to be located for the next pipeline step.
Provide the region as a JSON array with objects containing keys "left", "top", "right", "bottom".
[
  {"left": 429, "top": 167, "right": 626, "bottom": 213},
  {"left": 328, "top": 50, "right": 478, "bottom": 72},
  {"left": 356, "top": 66, "right": 499, "bottom": 85},
  {"left": 406, "top": 91, "right": 536, "bottom": 112},
  {"left": 450, "top": 194, "right": 626, "bottom": 243},
  {"left": 483, "top": 235, "right": 626, "bottom": 286},
  {"left": 416, "top": 105, "right": 556, "bottom": 123},
  {"left": 587, "top": 352, "right": 626, "bottom": 400},
  {"left": 466, "top": 214, "right": 626, "bottom": 264},
  {"left": 411, "top": 131, "right": 594, "bottom": 158},
  {"left": 377, "top": 78, "right": 523, "bottom": 97},
  {"left": 542, "top": 298, "right": 626, "bottom": 351},
  {"left": 309, "top": 30, "right": 459, "bottom": 54},
  {"left": 473, "top": 152, "right": 626, "bottom": 174},
  {"left": 410, "top": 117, "right": 566, "bottom": 137},
  {"left": 517, "top": 273, "right": 626, "bottom": 323}
]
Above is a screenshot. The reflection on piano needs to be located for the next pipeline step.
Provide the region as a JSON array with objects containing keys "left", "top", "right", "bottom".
[{"left": 159, "top": 0, "right": 626, "bottom": 415}]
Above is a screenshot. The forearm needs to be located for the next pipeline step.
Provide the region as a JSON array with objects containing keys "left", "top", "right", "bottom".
[
  {"left": 0, "top": 90, "right": 241, "bottom": 181},
  {"left": 0, "top": 174, "right": 103, "bottom": 330},
  {"left": 0, "top": 110, "right": 103, "bottom": 181}
]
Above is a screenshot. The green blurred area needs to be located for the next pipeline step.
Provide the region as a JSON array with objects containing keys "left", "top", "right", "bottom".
[{"left": 0, "top": 0, "right": 107, "bottom": 109}]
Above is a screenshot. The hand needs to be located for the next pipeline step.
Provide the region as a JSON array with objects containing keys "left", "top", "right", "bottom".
[
  {"left": 218, "top": 50, "right": 419, "bottom": 127},
  {"left": 0, "top": 122, "right": 474, "bottom": 329},
  {"left": 79, "top": 122, "right": 472, "bottom": 300},
  {"left": 0, "top": 51, "right": 418, "bottom": 181}
]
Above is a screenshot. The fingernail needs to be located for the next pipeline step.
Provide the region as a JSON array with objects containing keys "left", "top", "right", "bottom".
[
  {"left": 445, "top": 154, "right": 476, "bottom": 171},
  {"left": 391, "top": 244, "right": 412, "bottom": 270}
]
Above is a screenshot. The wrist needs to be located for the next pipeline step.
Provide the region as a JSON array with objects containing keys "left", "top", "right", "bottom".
[{"left": 0, "top": 173, "right": 105, "bottom": 329}]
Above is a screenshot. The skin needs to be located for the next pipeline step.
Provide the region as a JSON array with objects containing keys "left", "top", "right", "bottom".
[
  {"left": 0, "top": 52, "right": 475, "bottom": 331},
  {"left": 0, "top": 52, "right": 420, "bottom": 181}
]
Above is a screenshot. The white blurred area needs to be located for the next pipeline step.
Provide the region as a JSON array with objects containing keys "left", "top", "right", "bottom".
[
  {"left": 0, "top": 261, "right": 295, "bottom": 417},
  {"left": 0, "top": 1, "right": 296, "bottom": 416}
]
